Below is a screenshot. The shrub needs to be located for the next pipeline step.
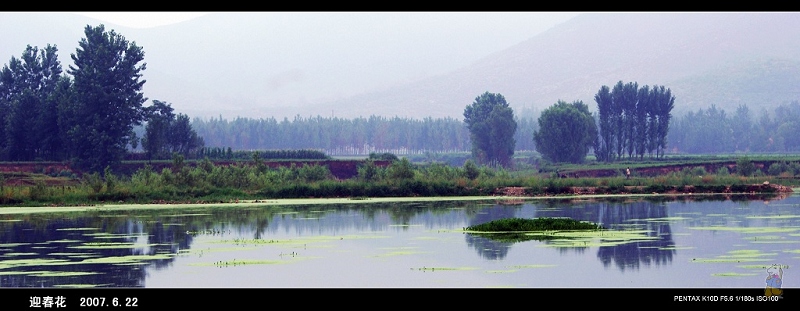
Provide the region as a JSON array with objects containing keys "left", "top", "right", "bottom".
[
  {"left": 736, "top": 157, "right": 755, "bottom": 176},
  {"left": 83, "top": 172, "right": 104, "bottom": 194},
  {"left": 388, "top": 158, "right": 415, "bottom": 180},
  {"left": 463, "top": 160, "right": 480, "bottom": 180}
]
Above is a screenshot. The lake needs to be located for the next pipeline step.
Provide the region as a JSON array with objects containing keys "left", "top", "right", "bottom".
[{"left": 0, "top": 194, "right": 796, "bottom": 288}]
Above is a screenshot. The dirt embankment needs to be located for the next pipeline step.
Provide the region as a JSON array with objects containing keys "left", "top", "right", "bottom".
[{"left": 563, "top": 160, "right": 784, "bottom": 178}]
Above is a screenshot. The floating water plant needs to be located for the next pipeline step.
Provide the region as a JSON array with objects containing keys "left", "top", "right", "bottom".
[
  {"left": 711, "top": 272, "right": 758, "bottom": 277},
  {"left": 464, "top": 217, "right": 605, "bottom": 243},
  {"left": 412, "top": 266, "right": 477, "bottom": 271},
  {"left": 506, "top": 264, "right": 558, "bottom": 269},
  {"left": 465, "top": 217, "right": 603, "bottom": 232}
]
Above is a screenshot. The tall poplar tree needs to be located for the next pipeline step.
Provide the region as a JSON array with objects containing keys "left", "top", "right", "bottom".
[{"left": 67, "top": 25, "right": 147, "bottom": 172}]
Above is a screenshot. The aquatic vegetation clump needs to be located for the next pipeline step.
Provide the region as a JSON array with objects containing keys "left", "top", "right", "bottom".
[{"left": 466, "top": 217, "right": 602, "bottom": 232}]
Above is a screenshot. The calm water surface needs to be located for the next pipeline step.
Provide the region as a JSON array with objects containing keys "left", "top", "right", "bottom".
[{"left": 1, "top": 195, "right": 797, "bottom": 288}]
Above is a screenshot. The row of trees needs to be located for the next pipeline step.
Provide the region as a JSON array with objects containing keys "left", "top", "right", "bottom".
[
  {"left": 190, "top": 114, "right": 539, "bottom": 156},
  {"left": 529, "top": 81, "right": 675, "bottom": 164},
  {"left": 0, "top": 25, "right": 203, "bottom": 172},
  {"left": 594, "top": 81, "right": 675, "bottom": 161},
  {"left": 668, "top": 102, "right": 800, "bottom": 153}
]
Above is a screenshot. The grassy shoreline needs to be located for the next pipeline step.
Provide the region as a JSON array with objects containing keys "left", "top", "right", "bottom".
[
  {"left": 0, "top": 187, "right": 794, "bottom": 215},
  {"left": 2, "top": 154, "right": 798, "bottom": 209}
]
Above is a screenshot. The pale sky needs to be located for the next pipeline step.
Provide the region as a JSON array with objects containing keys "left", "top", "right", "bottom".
[{"left": 73, "top": 12, "right": 209, "bottom": 29}]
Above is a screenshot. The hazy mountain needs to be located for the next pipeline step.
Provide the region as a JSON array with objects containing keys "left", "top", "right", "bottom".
[
  {"left": 2, "top": 12, "right": 799, "bottom": 120},
  {"left": 0, "top": 12, "right": 576, "bottom": 119},
  {"left": 321, "top": 12, "right": 800, "bottom": 119}
]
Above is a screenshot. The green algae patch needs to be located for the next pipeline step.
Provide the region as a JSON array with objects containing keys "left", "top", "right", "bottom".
[
  {"left": 53, "top": 284, "right": 105, "bottom": 288},
  {"left": 84, "top": 233, "right": 148, "bottom": 239},
  {"left": 372, "top": 250, "right": 426, "bottom": 258},
  {"left": 486, "top": 269, "right": 518, "bottom": 274},
  {"left": 190, "top": 259, "right": 290, "bottom": 267},
  {"left": 0, "top": 270, "right": 39, "bottom": 275},
  {"left": 632, "top": 217, "right": 692, "bottom": 222},
  {"left": 533, "top": 230, "right": 659, "bottom": 248},
  {"left": 412, "top": 266, "right": 478, "bottom": 272},
  {"left": 178, "top": 247, "right": 260, "bottom": 255},
  {"left": 79, "top": 254, "right": 173, "bottom": 264},
  {"left": 33, "top": 271, "right": 102, "bottom": 277},
  {"left": 69, "top": 242, "right": 159, "bottom": 249},
  {"left": 692, "top": 258, "right": 769, "bottom": 263},
  {"left": 45, "top": 239, "right": 82, "bottom": 243},
  {"left": 658, "top": 246, "right": 695, "bottom": 250},
  {"left": 56, "top": 227, "right": 100, "bottom": 231},
  {"left": 692, "top": 249, "right": 775, "bottom": 263},
  {"left": 3, "top": 252, "right": 38, "bottom": 256},
  {"left": 688, "top": 226, "right": 799, "bottom": 234},
  {"left": 0, "top": 258, "right": 73, "bottom": 269},
  {"left": 712, "top": 272, "right": 759, "bottom": 277},
  {"left": 746, "top": 215, "right": 800, "bottom": 219},
  {"left": 0, "top": 270, "right": 101, "bottom": 277},
  {"left": 506, "top": 264, "right": 557, "bottom": 269}
]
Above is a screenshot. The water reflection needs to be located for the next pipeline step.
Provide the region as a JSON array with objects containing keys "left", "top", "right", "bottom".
[{"left": 0, "top": 194, "right": 796, "bottom": 287}]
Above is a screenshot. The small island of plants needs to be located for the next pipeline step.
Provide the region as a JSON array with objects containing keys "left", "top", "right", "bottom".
[{"left": 465, "top": 217, "right": 603, "bottom": 232}]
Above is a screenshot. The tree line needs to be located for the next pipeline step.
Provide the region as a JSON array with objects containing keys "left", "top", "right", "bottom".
[
  {"left": 668, "top": 102, "right": 800, "bottom": 153},
  {"left": 0, "top": 25, "right": 203, "bottom": 172},
  {"left": 594, "top": 81, "right": 675, "bottom": 161},
  {"left": 531, "top": 81, "right": 675, "bottom": 164},
  {"left": 190, "top": 114, "right": 539, "bottom": 155}
]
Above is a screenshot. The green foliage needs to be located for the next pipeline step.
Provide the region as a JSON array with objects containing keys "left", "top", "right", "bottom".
[
  {"left": 388, "top": 158, "right": 415, "bottom": 180},
  {"left": 736, "top": 157, "right": 756, "bottom": 176},
  {"left": 594, "top": 82, "right": 674, "bottom": 161},
  {"left": 369, "top": 152, "right": 399, "bottom": 162},
  {"left": 83, "top": 172, "right": 104, "bottom": 194},
  {"left": 464, "top": 92, "right": 517, "bottom": 167},
  {"left": 463, "top": 160, "right": 480, "bottom": 180},
  {"left": 103, "top": 166, "right": 118, "bottom": 193},
  {"left": 28, "top": 180, "right": 48, "bottom": 201},
  {"left": 67, "top": 25, "right": 147, "bottom": 172},
  {"left": 0, "top": 44, "right": 63, "bottom": 161},
  {"left": 466, "top": 217, "right": 602, "bottom": 232},
  {"left": 533, "top": 100, "right": 597, "bottom": 163},
  {"left": 298, "top": 164, "right": 331, "bottom": 183},
  {"left": 357, "top": 160, "right": 381, "bottom": 181},
  {"left": 142, "top": 100, "right": 204, "bottom": 160}
]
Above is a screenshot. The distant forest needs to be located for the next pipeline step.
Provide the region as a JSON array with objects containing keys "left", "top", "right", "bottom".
[
  {"left": 190, "top": 101, "right": 800, "bottom": 158},
  {"left": 668, "top": 101, "right": 800, "bottom": 154},
  {"left": 191, "top": 115, "right": 539, "bottom": 155}
]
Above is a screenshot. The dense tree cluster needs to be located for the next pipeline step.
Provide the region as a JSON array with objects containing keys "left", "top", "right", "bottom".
[
  {"left": 594, "top": 81, "right": 675, "bottom": 161},
  {"left": 142, "top": 100, "right": 204, "bottom": 161},
  {"left": 193, "top": 115, "right": 471, "bottom": 154},
  {"left": 533, "top": 100, "right": 597, "bottom": 163},
  {"left": 0, "top": 44, "right": 63, "bottom": 162},
  {"left": 668, "top": 102, "right": 800, "bottom": 153},
  {"left": 463, "top": 92, "right": 517, "bottom": 167},
  {"left": 0, "top": 25, "right": 203, "bottom": 172},
  {"left": 192, "top": 114, "right": 537, "bottom": 156}
]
